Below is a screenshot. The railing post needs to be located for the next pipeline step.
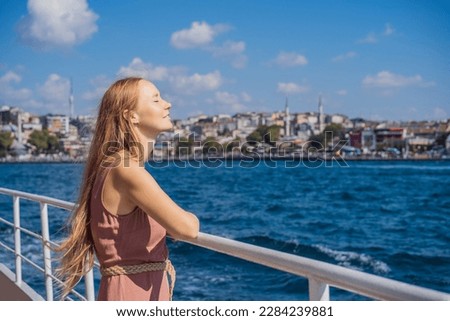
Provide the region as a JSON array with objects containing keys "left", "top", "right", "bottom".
[
  {"left": 13, "top": 196, "right": 22, "bottom": 285},
  {"left": 308, "top": 278, "right": 330, "bottom": 301},
  {"left": 84, "top": 267, "right": 95, "bottom": 301},
  {"left": 40, "top": 202, "right": 53, "bottom": 301}
]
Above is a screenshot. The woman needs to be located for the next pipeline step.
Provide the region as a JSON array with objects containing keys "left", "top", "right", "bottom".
[{"left": 57, "top": 77, "right": 199, "bottom": 301}]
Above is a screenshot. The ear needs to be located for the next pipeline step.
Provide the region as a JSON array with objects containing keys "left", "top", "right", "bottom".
[{"left": 123, "top": 109, "right": 140, "bottom": 125}]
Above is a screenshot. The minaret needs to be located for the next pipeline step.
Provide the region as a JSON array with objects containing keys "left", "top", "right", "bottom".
[
  {"left": 284, "top": 97, "right": 290, "bottom": 137},
  {"left": 17, "top": 111, "right": 22, "bottom": 144},
  {"left": 69, "top": 78, "right": 74, "bottom": 118},
  {"left": 318, "top": 95, "right": 324, "bottom": 133}
]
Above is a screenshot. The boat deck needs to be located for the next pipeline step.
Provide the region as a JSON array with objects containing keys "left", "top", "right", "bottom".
[{"left": 0, "top": 264, "right": 43, "bottom": 300}]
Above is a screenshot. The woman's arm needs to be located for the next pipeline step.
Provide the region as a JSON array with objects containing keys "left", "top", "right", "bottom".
[{"left": 111, "top": 163, "right": 200, "bottom": 240}]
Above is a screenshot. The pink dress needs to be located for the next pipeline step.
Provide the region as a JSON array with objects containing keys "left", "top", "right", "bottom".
[{"left": 90, "top": 168, "right": 170, "bottom": 300}]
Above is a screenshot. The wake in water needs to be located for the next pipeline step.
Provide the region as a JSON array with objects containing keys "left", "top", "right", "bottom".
[
  {"left": 313, "top": 244, "right": 391, "bottom": 274},
  {"left": 235, "top": 235, "right": 391, "bottom": 275}
]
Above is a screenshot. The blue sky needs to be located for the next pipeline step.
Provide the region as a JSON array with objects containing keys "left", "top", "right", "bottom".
[{"left": 0, "top": 0, "right": 449, "bottom": 121}]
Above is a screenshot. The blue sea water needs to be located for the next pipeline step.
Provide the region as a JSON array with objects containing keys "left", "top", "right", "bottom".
[{"left": 0, "top": 160, "right": 449, "bottom": 300}]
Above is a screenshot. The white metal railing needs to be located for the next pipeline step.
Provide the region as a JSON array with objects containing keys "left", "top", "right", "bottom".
[
  {"left": 0, "top": 187, "right": 449, "bottom": 301},
  {"left": 0, "top": 188, "right": 95, "bottom": 301}
]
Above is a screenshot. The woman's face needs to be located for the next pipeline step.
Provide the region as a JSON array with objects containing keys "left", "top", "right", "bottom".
[{"left": 135, "top": 80, "right": 172, "bottom": 137}]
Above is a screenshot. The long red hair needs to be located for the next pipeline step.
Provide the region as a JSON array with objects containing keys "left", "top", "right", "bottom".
[{"left": 56, "top": 77, "right": 143, "bottom": 297}]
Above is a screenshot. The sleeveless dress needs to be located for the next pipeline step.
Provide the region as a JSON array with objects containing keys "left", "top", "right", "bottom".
[{"left": 90, "top": 168, "right": 170, "bottom": 301}]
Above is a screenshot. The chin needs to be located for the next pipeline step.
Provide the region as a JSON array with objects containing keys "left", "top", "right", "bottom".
[{"left": 163, "top": 120, "right": 173, "bottom": 131}]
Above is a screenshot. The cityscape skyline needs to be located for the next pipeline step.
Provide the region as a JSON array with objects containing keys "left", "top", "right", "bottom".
[{"left": 0, "top": 0, "right": 449, "bottom": 122}]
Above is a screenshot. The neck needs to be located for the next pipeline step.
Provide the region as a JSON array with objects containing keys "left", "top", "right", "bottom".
[{"left": 135, "top": 130, "right": 157, "bottom": 163}]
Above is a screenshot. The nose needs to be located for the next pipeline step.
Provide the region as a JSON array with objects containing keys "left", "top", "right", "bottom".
[{"left": 165, "top": 101, "right": 171, "bottom": 110}]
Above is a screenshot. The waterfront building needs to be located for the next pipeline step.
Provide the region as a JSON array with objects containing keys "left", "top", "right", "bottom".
[
  {"left": 234, "top": 112, "right": 259, "bottom": 139},
  {"left": 349, "top": 131, "right": 362, "bottom": 149},
  {"left": 0, "top": 105, "right": 15, "bottom": 125},
  {"left": 350, "top": 118, "right": 366, "bottom": 129},
  {"left": 70, "top": 115, "right": 95, "bottom": 140},
  {"left": 44, "top": 115, "right": 70, "bottom": 136},
  {"left": 213, "top": 114, "right": 231, "bottom": 121},
  {"left": 186, "top": 114, "right": 208, "bottom": 125},
  {"left": 153, "top": 132, "right": 176, "bottom": 158},
  {"left": 361, "top": 129, "right": 376, "bottom": 153},
  {"left": 293, "top": 122, "right": 314, "bottom": 142},
  {"left": 190, "top": 125, "right": 203, "bottom": 138},
  {"left": 200, "top": 122, "right": 219, "bottom": 138},
  {"left": 326, "top": 114, "right": 346, "bottom": 124},
  {"left": 270, "top": 111, "right": 285, "bottom": 129},
  {"left": 235, "top": 112, "right": 259, "bottom": 130},
  {"left": 295, "top": 113, "right": 315, "bottom": 125},
  {"left": 258, "top": 112, "right": 274, "bottom": 126},
  {"left": 375, "top": 128, "right": 404, "bottom": 150},
  {"left": 21, "top": 121, "right": 43, "bottom": 143},
  {"left": 349, "top": 129, "right": 376, "bottom": 154},
  {"left": 406, "top": 137, "right": 435, "bottom": 154},
  {"left": 404, "top": 121, "right": 446, "bottom": 140},
  {"left": 216, "top": 116, "right": 237, "bottom": 136}
]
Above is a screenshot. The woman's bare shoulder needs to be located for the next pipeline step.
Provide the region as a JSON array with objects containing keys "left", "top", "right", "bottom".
[{"left": 110, "top": 159, "right": 154, "bottom": 188}]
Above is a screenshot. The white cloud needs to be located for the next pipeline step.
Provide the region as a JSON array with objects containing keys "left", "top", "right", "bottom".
[
  {"left": 336, "top": 89, "right": 348, "bottom": 96},
  {"left": 362, "top": 71, "right": 433, "bottom": 88},
  {"left": 241, "top": 92, "right": 252, "bottom": 102},
  {"left": 0, "top": 72, "right": 74, "bottom": 113},
  {"left": 0, "top": 71, "right": 22, "bottom": 84},
  {"left": 384, "top": 23, "right": 395, "bottom": 36},
  {"left": 116, "top": 58, "right": 223, "bottom": 95},
  {"left": 359, "top": 23, "right": 395, "bottom": 44},
  {"left": 83, "top": 59, "right": 226, "bottom": 114},
  {"left": 230, "top": 55, "right": 248, "bottom": 69},
  {"left": 432, "top": 107, "right": 448, "bottom": 119},
  {"left": 274, "top": 52, "right": 308, "bottom": 67},
  {"left": 0, "top": 71, "right": 33, "bottom": 102},
  {"left": 277, "top": 82, "right": 309, "bottom": 94},
  {"left": 170, "top": 21, "right": 247, "bottom": 69},
  {"left": 213, "top": 91, "right": 250, "bottom": 112},
  {"left": 0, "top": 71, "right": 44, "bottom": 111},
  {"left": 214, "top": 91, "right": 238, "bottom": 105},
  {"left": 117, "top": 57, "right": 171, "bottom": 81},
  {"left": 18, "top": 0, "right": 98, "bottom": 49},
  {"left": 170, "top": 21, "right": 229, "bottom": 49},
  {"left": 359, "top": 32, "right": 378, "bottom": 44},
  {"left": 332, "top": 51, "right": 357, "bottom": 62},
  {"left": 172, "top": 71, "right": 223, "bottom": 93},
  {"left": 210, "top": 40, "right": 245, "bottom": 56},
  {"left": 208, "top": 41, "right": 248, "bottom": 69},
  {"left": 82, "top": 75, "right": 111, "bottom": 101},
  {"left": 37, "top": 74, "right": 70, "bottom": 105}
]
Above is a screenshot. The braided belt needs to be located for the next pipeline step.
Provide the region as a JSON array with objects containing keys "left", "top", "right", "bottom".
[{"left": 101, "top": 260, "right": 176, "bottom": 300}]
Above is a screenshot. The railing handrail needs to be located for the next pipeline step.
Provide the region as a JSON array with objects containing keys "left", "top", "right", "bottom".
[
  {"left": 185, "top": 233, "right": 450, "bottom": 300},
  {"left": 0, "top": 188, "right": 76, "bottom": 211},
  {"left": 0, "top": 187, "right": 449, "bottom": 301}
]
